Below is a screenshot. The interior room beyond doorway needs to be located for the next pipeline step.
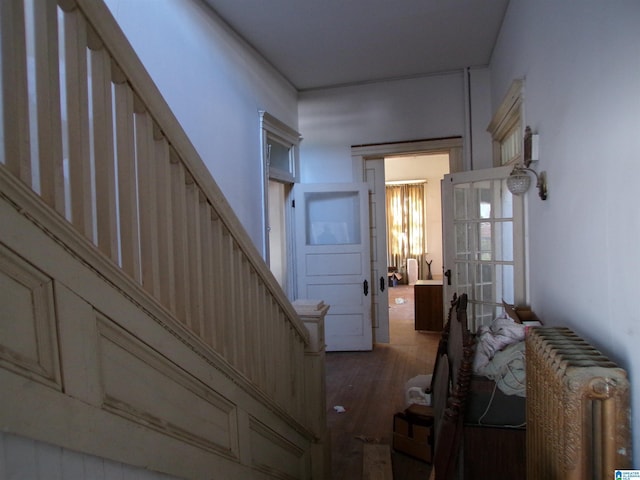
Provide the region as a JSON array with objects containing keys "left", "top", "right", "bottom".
[{"left": 384, "top": 153, "right": 450, "bottom": 284}]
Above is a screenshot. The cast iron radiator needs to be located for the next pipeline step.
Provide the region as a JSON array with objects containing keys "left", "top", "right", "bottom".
[{"left": 526, "top": 327, "right": 631, "bottom": 479}]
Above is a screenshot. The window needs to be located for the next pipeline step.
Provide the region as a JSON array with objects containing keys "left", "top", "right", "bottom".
[
  {"left": 385, "top": 182, "right": 426, "bottom": 274},
  {"left": 260, "top": 111, "right": 299, "bottom": 183},
  {"left": 385, "top": 183, "right": 425, "bottom": 257},
  {"left": 488, "top": 79, "right": 523, "bottom": 166}
]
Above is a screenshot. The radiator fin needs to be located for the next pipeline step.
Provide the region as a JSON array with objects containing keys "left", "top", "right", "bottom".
[{"left": 526, "top": 327, "right": 631, "bottom": 479}]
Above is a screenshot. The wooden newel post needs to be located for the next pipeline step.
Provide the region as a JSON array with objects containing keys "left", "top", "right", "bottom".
[{"left": 293, "top": 299, "right": 331, "bottom": 480}]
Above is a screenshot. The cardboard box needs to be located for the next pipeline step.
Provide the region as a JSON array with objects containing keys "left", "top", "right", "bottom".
[
  {"left": 503, "top": 300, "right": 541, "bottom": 324},
  {"left": 513, "top": 307, "right": 539, "bottom": 323},
  {"left": 392, "top": 412, "right": 433, "bottom": 463}
]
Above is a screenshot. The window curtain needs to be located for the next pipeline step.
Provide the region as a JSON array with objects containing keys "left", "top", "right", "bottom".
[{"left": 385, "top": 183, "right": 426, "bottom": 281}]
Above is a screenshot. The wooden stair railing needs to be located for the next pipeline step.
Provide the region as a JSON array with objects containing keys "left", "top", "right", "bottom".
[{"left": 0, "top": 0, "right": 320, "bottom": 459}]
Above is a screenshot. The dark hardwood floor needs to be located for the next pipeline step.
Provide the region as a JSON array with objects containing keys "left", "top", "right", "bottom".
[{"left": 325, "top": 285, "right": 440, "bottom": 479}]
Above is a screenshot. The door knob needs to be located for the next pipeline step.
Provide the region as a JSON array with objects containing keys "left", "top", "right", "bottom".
[
  {"left": 363, "top": 279, "right": 369, "bottom": 296},
  {"left": 444, "top": 269, "right": 452, "bottom": 286}
]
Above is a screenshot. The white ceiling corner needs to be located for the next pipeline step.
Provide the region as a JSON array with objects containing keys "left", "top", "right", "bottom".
[{"left": 201, "top": 0, "right": 510, "bottom": 91}]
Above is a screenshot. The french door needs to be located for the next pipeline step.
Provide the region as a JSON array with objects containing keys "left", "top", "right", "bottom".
[{"left": 442, "top": 166, "right": 525, "bottom": 332}]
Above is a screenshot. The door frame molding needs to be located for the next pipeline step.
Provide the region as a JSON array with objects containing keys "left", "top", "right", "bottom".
[
  {"left": 351, "top": 137, "right": 463, "bottom": 342},
  {"left": 351, "top": 137, "right": 464, "bottom": 178}
]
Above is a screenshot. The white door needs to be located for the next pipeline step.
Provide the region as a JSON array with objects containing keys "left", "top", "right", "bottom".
[
  {"left": 364, "top": 159, "right": 390, "bottom": 343},
  {"left": 442, "top": 166, "right": 525, "bottom": 332},
  {"left": 294, "top": 183, "right": 372, "bottom": 351}
]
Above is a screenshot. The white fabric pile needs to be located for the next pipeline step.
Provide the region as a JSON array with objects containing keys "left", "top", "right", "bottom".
[
  {"left": 404, "top": 374, "right": 433, "bottom": 407},
  {"left": 473, "top": 314, "right": 527, "bottom": 397}
]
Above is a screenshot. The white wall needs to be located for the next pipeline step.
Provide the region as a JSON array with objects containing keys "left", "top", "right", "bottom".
[
  {"left": 490, "top": 0, "right": 640, "bottom": 464},
  {"left": 298, "top": 72, "right": 466, "bottom": 183},
  {"left": 104, "top": 0, "right": 299, "bottom": 251},
  {"left": 467, "top": 67, "right": 494, "bottom": 170}
]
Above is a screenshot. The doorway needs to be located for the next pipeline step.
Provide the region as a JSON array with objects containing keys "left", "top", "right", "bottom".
[
  {"left": 267, "top": 179, "right": 292, "bottom": 294},
  {"left": 352, "top": 137, "right": 462, "bottom": 343},
  {"left": 260, "top": 111, "right": 300, "bottom": 300},
  {"left": 384, "top": 154, "right": 450, "bottom": 286}
]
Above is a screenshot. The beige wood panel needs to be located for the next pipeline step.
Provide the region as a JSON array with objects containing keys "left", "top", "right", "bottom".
[
  {"left": 32, "top": 0, "right": 65, "bottom": 214},
  {"left": 0, "top": 191, "right": 317, "bottom": 479},
  {"left": 0, "top": 431, "right": 184, "bottom": 480},
  {"left": 135, "top": 109, "right": 161, "bottom": 298},
  {"left": 97, "top": 316, "right": 239, "bottom": 458},
  {"left": 113, "top": 78, "right": 140, "bottom": 281},
  {"left": 56, "top": 282, "right": 102, "bottom": 406},
  {"left": 62, "top": 8, "right": 93, "bottom": 238},
  {"left": 249, "top": 416, "right": 307, "bottom": 480},
  {"left": 185, "top": 181, "right": 204, "bottom": 336},
  {"left": 0, "top": 0, "right": 31, "bottom": 185},
  {"left": 154, "top": 134, "right": 176, "bottom": 313},
  {"left": 0, "top": 368, "right": 254, "bottom": 480},
  {"left": 0, "top": 244, "right": 59, "bottom": 389},
  {"left": 170, "top": 157, "right": 191, "bottom": 326},
  {"left": 199, "top": 199, "right": 215, "bottom": 348},
  {"left": 0, "top": 0, "right": 327, "bottom": 475}
]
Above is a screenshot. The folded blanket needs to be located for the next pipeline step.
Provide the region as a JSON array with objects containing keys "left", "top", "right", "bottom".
[
  {"left": 473, "top": 314, "right": 525, "bottom": 372},
  {"left": 473, "top": 314, "right": 527, "bottom": 397},
  {"left": 477, "top": 341, "right": 526, "bottom": 397}
]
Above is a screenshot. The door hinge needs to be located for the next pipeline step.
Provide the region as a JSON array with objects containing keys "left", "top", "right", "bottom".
[{"left": 292, "top": 199, "right": 295, "bottom": 208}]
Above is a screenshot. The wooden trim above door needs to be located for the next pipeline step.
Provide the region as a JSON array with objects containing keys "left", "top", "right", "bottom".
[{"left": 351, "top": 137, "right": 463, "bottom": 179}]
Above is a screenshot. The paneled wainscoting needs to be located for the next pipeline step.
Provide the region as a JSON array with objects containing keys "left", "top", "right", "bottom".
[
  {"left": 0, "top": 0, "right": 326, "bottom": 477},
  {"left": 0, "top": 432, "right": 179, "bottom": 480}
]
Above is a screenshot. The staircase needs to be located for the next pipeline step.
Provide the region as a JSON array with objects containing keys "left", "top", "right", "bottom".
[{"left": 0, "top": 0, "right": 327, "bottom": 478}]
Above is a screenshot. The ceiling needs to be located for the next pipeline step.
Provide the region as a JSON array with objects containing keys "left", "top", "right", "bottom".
[{"left": 201, "top": 0, "right": 510, "bottom": 91}]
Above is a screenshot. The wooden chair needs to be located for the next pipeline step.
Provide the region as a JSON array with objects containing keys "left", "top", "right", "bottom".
[
  {"left": 411, "top": 293, "right": 460, "bottom": 413},
  {"left": 402, "top": 294, "right": 473, "bottom": 478},
  {"left": 410, "top": 293, "right": 473, "bottom": 480},
  {"left": 431, "top": 294, "right": 473, "bottom": 479}
]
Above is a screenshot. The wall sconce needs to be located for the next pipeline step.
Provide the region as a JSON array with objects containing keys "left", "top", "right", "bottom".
[{"left": 506, "top": 126, "right": 548, "bottom": 200}]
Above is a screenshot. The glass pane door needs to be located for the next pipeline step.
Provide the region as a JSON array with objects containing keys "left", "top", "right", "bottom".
[{"left": 443, "top": 166, "right": 524, "bottom": 332}]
